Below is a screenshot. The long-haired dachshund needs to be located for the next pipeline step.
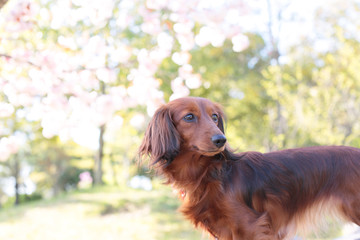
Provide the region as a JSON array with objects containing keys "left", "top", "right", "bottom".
[{"left": 139, "top": 97, "right": 360, "bottom": 240}]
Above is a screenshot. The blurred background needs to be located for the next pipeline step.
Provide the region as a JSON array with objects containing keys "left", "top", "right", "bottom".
[{"left": 1, "top": 0, "right": 360, "bottom": 239}]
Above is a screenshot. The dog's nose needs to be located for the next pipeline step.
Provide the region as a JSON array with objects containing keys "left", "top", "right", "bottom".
[{"left": 211, "top": 134, "right": 227, "bottom": 148}]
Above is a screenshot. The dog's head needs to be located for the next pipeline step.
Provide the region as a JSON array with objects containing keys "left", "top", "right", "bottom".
[{"left": 139, "top": 97, "right": 226, "bottom": 166}]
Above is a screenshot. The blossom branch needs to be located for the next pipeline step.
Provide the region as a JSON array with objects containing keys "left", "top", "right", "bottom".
[
  {"left": 0, "top": 53, "right": 41, "bottom": 69},
  {"left": 0, "top": 0, "right": 9, "bottom": 10}
]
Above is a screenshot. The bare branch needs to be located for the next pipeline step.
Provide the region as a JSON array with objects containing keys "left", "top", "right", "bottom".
[
  {"left": 0, "top": 0, "right": 9, "bottom": 10},
  {"left": 0, "top": 53, "right": 41, "bottom": 69}
]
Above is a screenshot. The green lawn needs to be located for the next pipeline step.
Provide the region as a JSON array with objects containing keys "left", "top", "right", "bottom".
[
  {"left": 0, "top": 185, "right": 202, "bottom": 240},
  {"left": 0, "top": 185, "right": 351, "bottom": 240}
]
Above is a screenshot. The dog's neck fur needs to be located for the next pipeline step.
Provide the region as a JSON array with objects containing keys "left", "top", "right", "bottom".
[
  {"left": 161, "top": 149, "right": 243, "bottom": 239},
  {"left": 161, "top": 150, "right": 226, "bottom": 200}
]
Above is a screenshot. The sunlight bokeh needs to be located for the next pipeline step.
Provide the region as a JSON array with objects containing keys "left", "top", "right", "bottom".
[{"left": 1, "top": 0, "right": 360, "bottom": 239}]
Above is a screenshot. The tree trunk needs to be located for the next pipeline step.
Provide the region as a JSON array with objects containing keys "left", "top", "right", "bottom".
[
  {"left": 14, "top": 156, "right": 20, "bottom": 206},
  {"left": 93, "top": 80, "right": 107, "bottom": 185},
  {"left": 266, "top": 0, "right": 287, "bottom": 150},
  {"left": 94, "top": 124, "right": 105, "bottom": 185},
  {"left": 110, "top": 154, "right": 119, "bottom": 186},
  {"left": 123, "top": 154, "right": 130, "bottom": 185}
]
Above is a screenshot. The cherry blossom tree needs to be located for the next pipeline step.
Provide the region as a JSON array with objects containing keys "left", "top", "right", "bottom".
[{"left": 0, "top": 0, "right": 249, "bottom": 187}]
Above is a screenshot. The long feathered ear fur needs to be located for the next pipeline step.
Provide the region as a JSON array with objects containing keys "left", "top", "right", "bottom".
[
  {"left": 214, "top": 103, "right": 241, "bottom": 161},
  {"left": 218, "top": 114, "right": 225, "bottom": 134},
  {"left": 215, "top": 103, "right": 226, "bottom": 134},
  {"left": 138, "top": 105, "right": 180, "bottom": 167}
]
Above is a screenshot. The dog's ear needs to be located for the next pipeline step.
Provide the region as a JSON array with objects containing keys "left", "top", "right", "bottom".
[
  {"left": 215, "top": 104, "right": 226, "bottom": 134},
  {"left": 218, "top": 114, "right": 225, "bottom": 134},
  {"left": 138, "top": 105, "right": 180, "bottom": 167}
]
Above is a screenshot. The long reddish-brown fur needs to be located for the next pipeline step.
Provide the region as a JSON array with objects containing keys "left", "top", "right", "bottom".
[{"left": 138, "top": 97, "right": 360, "bottom": 240}]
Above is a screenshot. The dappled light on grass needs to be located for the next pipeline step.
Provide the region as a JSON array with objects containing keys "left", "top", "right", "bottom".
[
  {"left": 0, "top": 185, "right": 351, "bottom": 240},
  {"left": 0, "top": 186, "right": 202, "bottom": 240}
]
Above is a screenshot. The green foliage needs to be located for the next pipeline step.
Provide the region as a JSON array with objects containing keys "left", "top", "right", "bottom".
[
  {"left": 3, "top": 193, "right": 43, "bottom": 208},
  {"left": 57, "top": 166, "right": 83, "bottom": 191}
]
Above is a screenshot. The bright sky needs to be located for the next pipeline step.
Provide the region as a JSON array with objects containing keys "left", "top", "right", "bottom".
[{"left": 242, "top": 0, "right": 332, "bottom": 53}]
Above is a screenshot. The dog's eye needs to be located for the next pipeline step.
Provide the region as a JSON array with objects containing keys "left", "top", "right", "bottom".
[
  {"left": 212, "top": 114, "right": 219, "bottom": 123},
  {"left": 184, "top": 113, "right": 195, "bottom": 122}
]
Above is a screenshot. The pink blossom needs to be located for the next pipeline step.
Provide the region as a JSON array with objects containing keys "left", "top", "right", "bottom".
[
  {"left": 79, "top": 171, "right": 93, "bottom": 183},
  {"left": 93, "top": 95, "right": 115, "bottom": 126},
  {"left": 28, "top": 69, "right": 52, "bottom": 95},
  {"left": 130, "top": 114, "right": 145, "bottom": 129},
  {"left": 68, "top": 96, "right": 92, "bottom": 123},
  {"left": 81, "top": 36, "right": 107, "bottom": 69},
  {"left": 232, "top": 34, "right": 250, "bottom": 52},
  {"left": 136, "top": 49, "right": 164, "bottom": 76},
  {"left": 0, "top": 136, "right": 21, "bottom": 161},
  {"left": 0, "top": 103, "right": 15, "bottom": 118},
  {"left": 195, "top": 26, "right": 213, "bottom": 47},
  {"left": 16, "top": 93, "right": 34, "bottom": 107},
  {"left": 58, "top": 36, "right": 78, "bottom": 50},
  {"left": 146, "top": 0, "right": 168, "bottom": 10},
  {"left": 167, "top": 0, "right": 182, "bottom": 12},
  {"left": 35, "top": 49, "right": 74, "bottom": 74},
  {"left": 109, "top": 44, "right": 132, "bottom": 64},
  {"left": 170, "top": 77, "right": 190, "bottom": 101},
  {"left": 110, "top": 86, "right": 127, "bottom": 110},
  {"left": 3, "top": 81, "right": 35, "bottom": 107},
  {"left": 177, "top": 33, "right": 195, "bottom": 51},
  {"left": 78, "top": 171, "right": 93, "bottom": 188},
  {"left": 146, "top": 99, "right": 164, "bottom": 116},
  {"left": 225, "top": 9, "right": 243, "bottom": 25},
  {"left": 49, "top": 1, "right": 72, "bottom": 29},
  {"left": 50, "top": 0, "right": 114, "bottom": 28},
  {"left": 3, "top": 83, "right": 18, "bottom": 106},
  {"left": 87, "top": 0, "right": 114, "bottom": 26},
  {"left": 42, "top": 93, "right": 69, "bottom": 110},
  {"left": 0, "top": 0, "right": 249, "bottom": 142},
  {"left": 38, "top": 7, "right": 50, "bottom": 26},
  {"left": 73, "top": 91, "right": 97, "bottom": 106},
  {"left": 174, "top": 21, "right": 194, "bottom": 34},
  {"left": 172, "top": 51, "right": 191, "bottom": 65},
  {"left": 116, "top": 0, "right": 134, "bottom": 30},
  {"left": 195, "top": 26, "right": 225, "bottom": 47},
  {"left": 70, "top": 124, "right": 100, "bottom": 150},
  {"left": 185, "top": 74, "right": 202, "bottom": 89},
  {"left": 107, "top": 116, "right": 124, "bottom": 131},
  {"left": 96, "top": 68, "right": 116, "bottom": 83},
  {"left": 78, "top": 70, "right": 99, "bottom": 90},
  {"left": 175, "top": 64, "right": 202, "bottom": 89},
  {"left": 26, "top": 102, "right": 46, "bottom": 122},
  {"left": 41, "top": 110, "right": 68, "bottom": 139},
  {"left": 150, "top": 48, "right": 171, "bottom": 64},
  {"left": 178, "top": 64, "right": 193, "bottom": 78},
  {"left": 157, "top": 32, "right": 174, "bottom": 51},
  {"left": 127, "top": 67, "right": 165, "bottom": 115},
  {"left": 141, "top": 13, "right": 162, "bottom": 35},
  {"left": 168, "top": 0, "right": 198, "bottom": 13},
  {"left": 127, "top": 74, "right": 164, "bottom": 106},
  {"left": 7, "top": 0, "right": 38, "bottom": 31}
]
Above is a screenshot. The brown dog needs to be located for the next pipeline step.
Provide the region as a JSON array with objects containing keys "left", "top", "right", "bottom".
[{"left": 139, "top": 97, "right": 360, "bottom": 240}]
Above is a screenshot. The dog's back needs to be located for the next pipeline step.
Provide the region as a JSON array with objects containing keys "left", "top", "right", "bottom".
[{"left": 238, "top": 146, "right": 360, "bottom": 238}]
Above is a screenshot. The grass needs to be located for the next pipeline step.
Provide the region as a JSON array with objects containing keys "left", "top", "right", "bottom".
[
  {"left": 0, "top": 185, "right": 202, "bottom": 240},
  {"left": 0, "top": 184, "right": 353, "bottom": 240}
]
